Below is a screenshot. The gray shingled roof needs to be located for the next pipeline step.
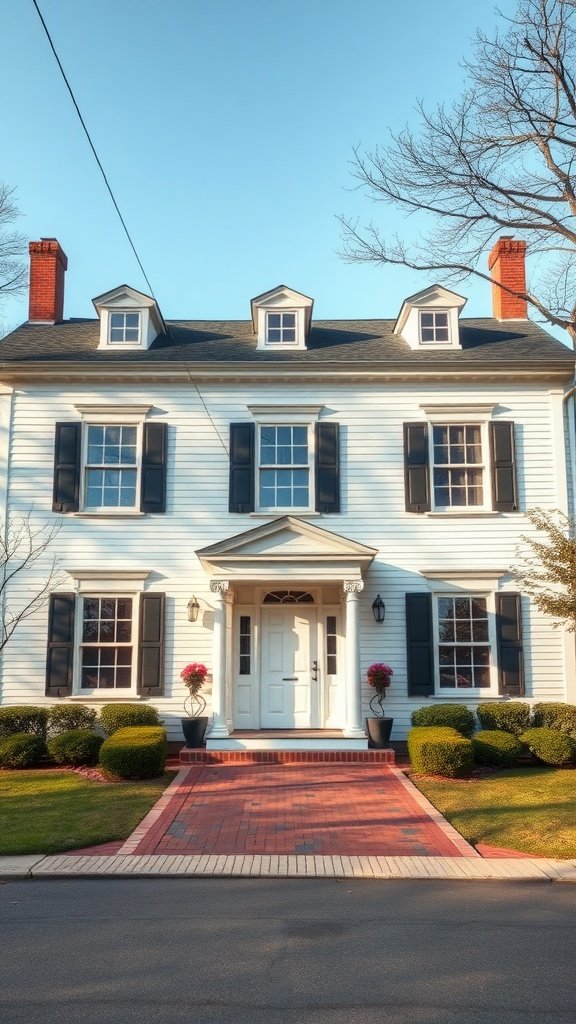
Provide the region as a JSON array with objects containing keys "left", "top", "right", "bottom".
[{"left": 0, "top": 317, "right": 573, "bottom": 366}]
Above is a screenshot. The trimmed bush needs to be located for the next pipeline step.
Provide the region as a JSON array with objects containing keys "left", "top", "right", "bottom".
[
  {"left": 472, "top": 729, "right": 523, "bottom": 767},
  {"left": 0, "top": 706, "right": 48, "bottom": 739},
  {"left": 48, "top": 705, "right": 98, "bottom": 736},
  {"left": 520, "top": 727, "right": 576, "bottom": 767},
  {"left": 407, "top": 726, "right": 474, "bottom": 778},
  {"left": 100, "top": 704, "right": 160, "bottom": 736},
  {"left": 532, "top": 703, "right": 576, "bottom": 738},
  {"left": 99, "top": 726, "right": 167, "bottom": 779},
  {"left": 0, "top": 732, "right": 48, "bottom": 768},
  {"left": 410, "top": 704, "right": 475, "bottom": 738},
  {"left": 47, "top": 729, "right": 104, "bottom": 767},
  {"left": 476, "top": 702, "right": 531, "bottom": 736}
]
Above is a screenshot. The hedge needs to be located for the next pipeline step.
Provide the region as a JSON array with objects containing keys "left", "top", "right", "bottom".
[
  {"left": 471, "top": 729, "right": 523, "bottom": 768},
  {"left": 99, "top": 726, "right": 167, "bottom": 779},
  {"left": 531, "top": 703, "right": 576, "bottom": 737},
  {"left": 520, "top": 727, "right": 576, "bottom": 767},
  {"left": 410, "top": 704, "right": 476, "bottom": 738},
  {"left": 48, "top": 705, "right": 98, "bottom": 736},
  {"left": 0, "top": 706, "right": 49, "bottom": 739},
  {"left": 0, "top": 732, "right": 48, "bottom": 769},
  {"left": 100, "top": 703, "right": 161, "bottom": 736},
  {"left": 47, "top": 729, "right": 104, "bottom": 767},
  {"left": 476, "top": 702, "right": 531, "bottom": 736},
  {"left": 407, "top": 726, "right": 474, "bottom": 778}
]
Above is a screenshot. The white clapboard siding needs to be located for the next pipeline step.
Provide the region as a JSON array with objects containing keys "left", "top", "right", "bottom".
[{"left": 0, "top": 378, "right": 573, "bottom": 738}]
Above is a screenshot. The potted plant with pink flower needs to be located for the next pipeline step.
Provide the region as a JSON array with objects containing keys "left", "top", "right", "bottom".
[
  {"left": 365, "top": 662, "right": 394, "bottom": 748},
  {"left": 180, "top": 662, "right": 209, "bottom": 748}
]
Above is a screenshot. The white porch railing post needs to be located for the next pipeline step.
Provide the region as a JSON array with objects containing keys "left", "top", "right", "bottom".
[
  {"left": 343, "top": 580, "right": 366, "bottom": 738},
  {"left": 207, "top": 580, "right": 230, "bottom": 738}
]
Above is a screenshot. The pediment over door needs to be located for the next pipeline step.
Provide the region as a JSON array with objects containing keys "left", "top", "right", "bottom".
[{"left": 195, "top": 515, "right": 377, "bottom": 582}]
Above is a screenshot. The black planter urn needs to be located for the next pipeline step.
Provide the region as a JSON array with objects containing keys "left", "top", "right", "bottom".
[
  {"left": 181, "top": 716, "right": 209, "bottom": 749},
  {"left": 365, "top": 716, "right": 394, "bottom": 748}
]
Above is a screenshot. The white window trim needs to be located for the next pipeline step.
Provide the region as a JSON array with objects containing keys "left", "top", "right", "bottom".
[
  {"left": 419, "top": 308, "right": 451, "bottom": 345},
  {"left": 255, "top": 417, "right": 316, "bottom": 514},
  {"left": 420, "top": 404, "right": 497, "bottom": 514},
  {"left": 73, "top": 405, "right": 151, "bottom": 516},
  {"left": 108, "top": 309, "right": 142, "bottom": 346},
  {"left": 72, "top": 590, "right": 140, "bottom": 697},
  {"left": 431, "top": 590, "right": 498, "bottom": 696}
]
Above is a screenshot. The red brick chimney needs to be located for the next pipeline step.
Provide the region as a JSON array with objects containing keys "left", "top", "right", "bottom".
[
  {"left": 28, "top": 238, "right": 68, "bottom": 323},
  {"left": 488, "top": 236, "right": 527, "bottom": 320}
]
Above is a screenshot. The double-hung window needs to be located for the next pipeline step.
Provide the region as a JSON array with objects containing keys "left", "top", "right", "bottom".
[
  {"left": 80, "top": 596, "right": 134, "bottom": 690},
  {"left": 258, "top": 424, "right": 311, "bottom": 510},
  {"left": 432, "top": 423, "right": 484, "bottom": 508},
  {"left": 84, "top": 424, "right": 139, "bottom": 510},
  {"left": 437, "top": 595, "right": 491, "bottom": 689}
]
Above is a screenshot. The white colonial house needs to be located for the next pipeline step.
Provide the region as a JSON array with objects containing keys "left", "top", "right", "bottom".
[{"left": 0, "top": 236, "right": 574, "bottom": 750}]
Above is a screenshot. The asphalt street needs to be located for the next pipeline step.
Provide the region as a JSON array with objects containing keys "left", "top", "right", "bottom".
[{"left": 1, "top": 878, "right": 575, "bottom": 1024}]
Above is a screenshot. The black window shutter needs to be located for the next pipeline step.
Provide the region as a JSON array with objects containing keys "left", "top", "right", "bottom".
[
  {"left": 406, "top": 593, "right": 434, "bottom": 697},
  {"left": 496, "top": 593, "right": 524, "bottom": 696},
  {"left": 490, "top": 421, "right": 518, "bottom": 512},
  {"left": 315, "top": 422, "right": 340, "bottom": 513},
  {"left": 229, "top": 423, "right": 255, "bottom": 512},
  {"left": 137, "top": 593, "right": 165, "bottom": 697},
  {"left": 141, "top": 422, "right": 167, "bottom": 513},
  {"left": 45, "top": 593, "right": 75, "bottom": 697},
  {"left": 52, "top": 423, "right": 81, "bottom": 512},
  {"left": 404, "top": 423, "right": 430, "bottom": 512}
]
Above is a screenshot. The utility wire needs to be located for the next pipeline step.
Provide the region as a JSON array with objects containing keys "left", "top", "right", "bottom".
[
  {"left": 32, "top": 0, "right": 230, "bottom": 458},
  {"left": 32, "top": 0, "right": 157, "bottom": 301}
]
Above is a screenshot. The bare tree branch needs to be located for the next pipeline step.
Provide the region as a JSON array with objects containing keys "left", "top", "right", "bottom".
[
  {"left": 0, "top": 184, "right": 27, "bottom": 306},
  {"left": 340, "top": 0, "right": 576, "bottom": 347},
  {"left": 513, "top": 508, "right": 576, "bottom": 630},
  {"left": 0, "top": 512, "right": 65, "bottom": 652}
]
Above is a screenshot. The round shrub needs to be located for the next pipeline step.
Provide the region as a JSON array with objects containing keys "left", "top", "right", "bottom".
[
  {"left": 407, "top": 726, "right": 474, "bottom": 778},
  {"left": 0, "top": 732, "right": 48, "bottom": 768},
  {"left": 48, "top": 705, "right": 98, "bottom": 736},
  {"left": 472, "top": 729, "right": 523, "bottom": 767},
  {"left": 99, "top": 726, "right": 167, "bottom": 779},
  {"left": 47, "top": 729, "right": 104, "bottom": 767},
  {"left": 410, "top": 704, "right": 475, "bottom": 738},
  {"left": 0, "top": 706, "right": 48, "bottom": 739},
  {"left": 476, "top": 702, "right": 530, "bottom": 736},
  {"left": 531, "top": 703, "right": 576, "bottom": 737},
  {"left": 100, "top": 704, "right": 160, "bottom": 736},
  {"left": 520, "top": 727, "right": 576, "bottom": 767}
]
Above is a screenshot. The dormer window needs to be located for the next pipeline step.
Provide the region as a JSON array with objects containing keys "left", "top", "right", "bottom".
[
  {"left": 109, "top": 311, "right": 141, "bottom": 345},
  {"left": 251, "top": 285, "right": 314, "bottom": 351},
  {"left": 420, "top": 310, "right": 449, "bottom": 345},
  {"left": 266, "top": 312, "right": 297, "bottom": 345}
]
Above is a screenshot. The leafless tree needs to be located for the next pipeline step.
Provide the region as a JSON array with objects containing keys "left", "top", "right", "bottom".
[
  {"left": 0, "top": 183, "right": 26, "bottom": 309},
  {"left": 0, "top": 513, "right": 64, "bottom": 652},
  {"left": 339, "top": 0, "right": 576, "bottom": 347},
  {"left": 514, "top": 508, "right": 576, "bottom": 629}
]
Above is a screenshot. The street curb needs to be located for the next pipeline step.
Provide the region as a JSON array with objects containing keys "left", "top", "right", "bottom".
[{"left": 2, "top": 853, "right": 576, "bottom": 882}]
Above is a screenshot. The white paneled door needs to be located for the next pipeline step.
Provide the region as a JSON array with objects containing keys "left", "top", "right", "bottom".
[{"left": 260, "top": 606, "right": 318, "bottom": 727}]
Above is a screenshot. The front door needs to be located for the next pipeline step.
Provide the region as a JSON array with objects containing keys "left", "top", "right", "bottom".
[{"left": 260, "top": 606, "right": 317, "bottom": 727}]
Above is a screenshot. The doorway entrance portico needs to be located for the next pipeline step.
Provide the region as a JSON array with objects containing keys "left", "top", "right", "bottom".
[{"left": 195, "top": 517, "right": 377, "bottom": 750}]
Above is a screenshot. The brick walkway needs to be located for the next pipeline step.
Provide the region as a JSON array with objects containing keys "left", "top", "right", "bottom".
[{"left": 120, "top": 764, "right": 474, "bottom": 858}]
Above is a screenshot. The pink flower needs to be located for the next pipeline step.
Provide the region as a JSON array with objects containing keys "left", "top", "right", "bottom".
[
  {"left": 181, "top": 663, "right": 208, "bottom": 687},
  {"left": 367, "top": 663, "right": 394, "bottom": 691}
]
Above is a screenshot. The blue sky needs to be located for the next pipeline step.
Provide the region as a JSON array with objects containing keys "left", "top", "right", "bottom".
[{"left": 2, "top": 0, "right": 519, "bottom": 331}]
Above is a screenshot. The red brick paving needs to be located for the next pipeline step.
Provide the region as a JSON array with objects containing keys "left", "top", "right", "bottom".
[{"left": 130, "top": 764, "right": 468, "bottom": 857}]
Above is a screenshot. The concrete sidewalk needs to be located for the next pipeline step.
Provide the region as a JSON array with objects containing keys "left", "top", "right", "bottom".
[{"left": 1, "top": 851, "right": 576, "bottom": 881}]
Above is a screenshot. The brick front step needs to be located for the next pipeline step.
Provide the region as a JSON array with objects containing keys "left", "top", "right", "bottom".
[{"left": 179, "top": 747, "right": 395, "bottom": 765}]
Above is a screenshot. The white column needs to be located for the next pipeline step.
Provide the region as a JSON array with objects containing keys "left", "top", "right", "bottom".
[
  {"left": 343, "top": 580, "right": 365, "bottom": 738},
  {"left": 207, "top": 581, "right": 230, "bottom": 738}
]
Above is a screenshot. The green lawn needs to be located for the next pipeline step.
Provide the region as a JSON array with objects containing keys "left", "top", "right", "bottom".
[
  {"left": 412, "top": 766, "right": 576, "bottom": 859},
  {"left": 0, "top": 770, "right": 173, "bottom": 855}
]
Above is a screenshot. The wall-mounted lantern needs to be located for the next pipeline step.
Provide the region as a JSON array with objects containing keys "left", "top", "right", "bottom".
[
  {"left": 371, "top": 594, "right": 386, "bottom": 623},
  {"left": 187, "top": 596, "right": 200, "bottom": 622}
]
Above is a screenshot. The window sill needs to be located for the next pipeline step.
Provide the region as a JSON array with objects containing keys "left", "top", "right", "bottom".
[
  {"left": 428, "top": 692, "right": 498, "bottom": 700},
  {"left": 74, "top": 511, "right": 146, "bottom": 518},
  {"left": 426, "top": 511, "right": 502, "bottom": 518},
  {"left": 67, "top": 694, "right": 144, "bottom": 701},
  {"left": 250, "top": 511, "right": 321, "bottom": 518}
]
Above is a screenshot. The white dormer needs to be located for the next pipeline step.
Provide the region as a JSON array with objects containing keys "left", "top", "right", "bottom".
[
  {"left": 93, "top": 285, "right": 164, "bottom": 351},
  {"left": 393, "top": 284, "right": 467, "bottom": 351},
  {"left": 250, "top": 285, "right": 314, "bottom": 351}
]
